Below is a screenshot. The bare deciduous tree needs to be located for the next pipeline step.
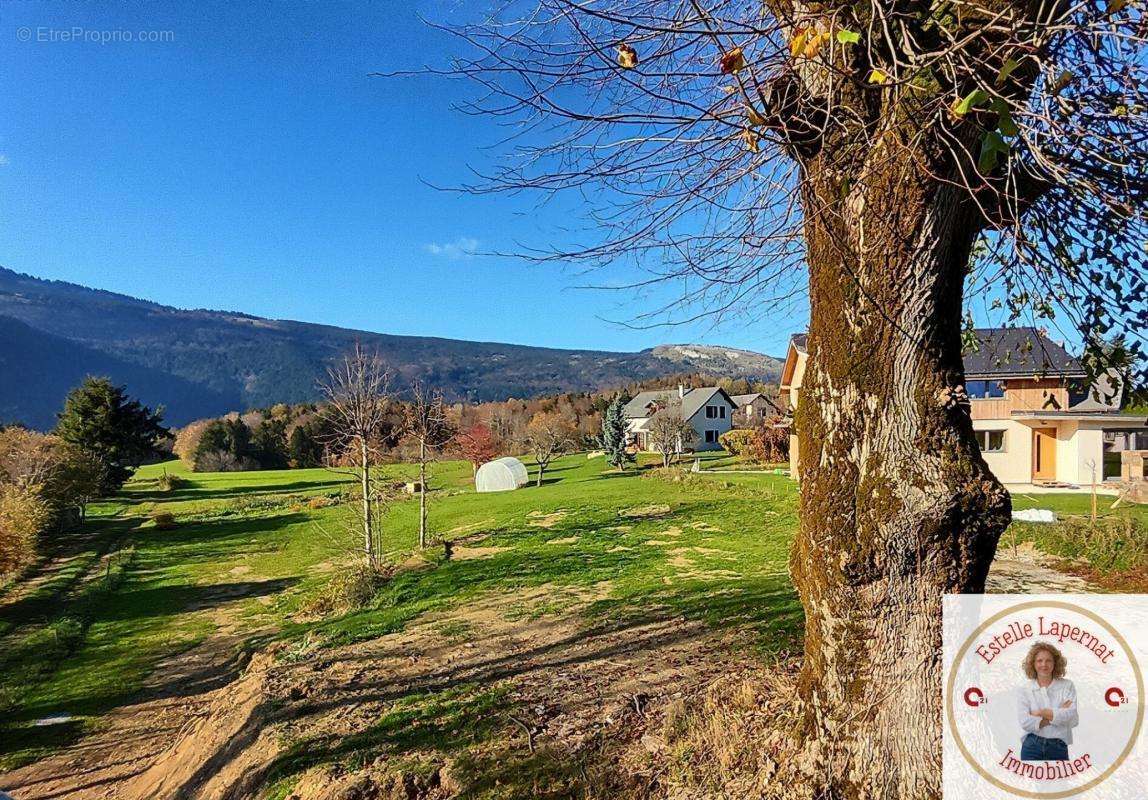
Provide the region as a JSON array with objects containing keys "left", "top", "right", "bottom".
[
  {"left": 525, "top": 411, "right": 576, "bottom": 486},
  {"left": 408, "top": 1, "right": 1147, "bottom": 795},
  {"left": 404, "top": 381, "right": 454, "bottom": 549},
  {"left": 320, "top": 344, "right": 392, "bottom": 569},
  {"left": 647, "top": 411, "right": 696, "bottom": 467}
]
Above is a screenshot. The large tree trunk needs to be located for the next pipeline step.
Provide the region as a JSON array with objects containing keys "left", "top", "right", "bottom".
[{"left": 790, "top": 138, "right": 1012, "bottom": 798}]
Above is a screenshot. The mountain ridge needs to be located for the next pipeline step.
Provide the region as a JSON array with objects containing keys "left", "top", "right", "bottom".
[{"left": 0, "top": 267, "right": 783, "bottom": 428}]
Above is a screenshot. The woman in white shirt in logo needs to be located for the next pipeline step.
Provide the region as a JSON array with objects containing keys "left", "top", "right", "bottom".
[{"left": 1016, "top": 641, "right": 1078, "bottom": 761}]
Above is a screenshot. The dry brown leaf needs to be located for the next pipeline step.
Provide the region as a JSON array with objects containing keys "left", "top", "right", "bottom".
[
  {"left": 720, "top": 47, "right": 746, "bottom": 74},
  {"left": 617, "top": 43, "right": 638, "bottom": 70}
]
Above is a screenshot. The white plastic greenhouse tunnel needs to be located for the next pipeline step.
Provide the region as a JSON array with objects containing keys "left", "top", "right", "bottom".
[{"left": 475, "top": 456, "right": 530, "bottom": 493}]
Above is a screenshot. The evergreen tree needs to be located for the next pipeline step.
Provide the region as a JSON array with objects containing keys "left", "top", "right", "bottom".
[
  {"left": 197, "top": 420, "right": 231, "bottom": 457},
  {"left": 251, "top": 418, "right": 289, "bottom": 469},
  {"left": 601, "top": 396, "right": 633, "bottom": 470},
  {"left": 194, "top": 417, "right": 255, "bottom": 468},
  {"left": 55, "top": 377, "right": 167, "bottom": 494},
  {"left": 288, "top": 424, "right": 323, "bottom": 468},
  {"left": 224, "top": 417, "right": 251, "bottom": 459}
]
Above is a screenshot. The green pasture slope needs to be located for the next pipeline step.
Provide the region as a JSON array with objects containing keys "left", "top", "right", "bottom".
[
  {"left": 0, "top": 453, "right": 801, "bottom": 770},
  {"left": 0, "top": 452, "right": 1143, "bottom": 775}
]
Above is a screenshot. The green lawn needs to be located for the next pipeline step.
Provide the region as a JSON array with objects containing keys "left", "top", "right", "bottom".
[
  {"left": 1, "top": 454, "right": 1142, "bottom": 777},
  {"left": 0, "top": 453, "right": 801, "bottom": 771}
]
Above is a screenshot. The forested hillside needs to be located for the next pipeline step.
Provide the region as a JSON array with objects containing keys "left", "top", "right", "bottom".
[{"left": 0, "top": 268, "right": 782, "bottom": 428}]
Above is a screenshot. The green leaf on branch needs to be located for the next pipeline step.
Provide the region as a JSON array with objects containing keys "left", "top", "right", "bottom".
[
  {"left": 952, "top": 88, "right": 989, "bottom": 117},
  {"left": 978, "top": 130, "right": 1009, "bottom": 172},
  {"left": 836, "top": 29, "right": 861, "bottom": 45},
  {"left": 991, "top": 98, "right": 1018, "bottom": 136},
  {"left": 996, "top": 58, "right": 1021, "bottom": 85}
]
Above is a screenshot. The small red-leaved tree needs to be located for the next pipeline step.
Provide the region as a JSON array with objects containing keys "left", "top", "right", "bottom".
[{"left": 454, "top": 422, "right": 499, "bottom": 479}]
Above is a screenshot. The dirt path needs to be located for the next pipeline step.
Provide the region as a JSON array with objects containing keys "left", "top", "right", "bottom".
[
  {"left": 1, "top": 551, "right": 1095, "bottom": 800},
  {"left": 985, "top": 544, "right": 1093, "bottom": 592},
  {"left": 1, "top": 602, "right": 262, "bottom": 800}
]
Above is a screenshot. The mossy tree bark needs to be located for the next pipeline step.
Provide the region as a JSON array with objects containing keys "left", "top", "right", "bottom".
[{"left": 788, "top": 125, "right": 1013, "bottom": 797}]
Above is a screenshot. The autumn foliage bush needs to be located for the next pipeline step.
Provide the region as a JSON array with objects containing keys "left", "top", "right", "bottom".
[
  {"left": 748, "top": 419, "right": 790, "bottom": 464},
  {"left": 0, "top": 484, "right": 52, "bottom": 575},
  {"left": 0, "top": 427, "right": 103, "bottom": 576},
  {"left": 719, "top": 429, "right": 756, "bottom": 456},
  {"left": 718, "top": 421, "right": 789, "bottom": 463}
]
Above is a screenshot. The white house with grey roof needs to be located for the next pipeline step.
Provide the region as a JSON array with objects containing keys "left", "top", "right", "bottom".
[
  {"left": 623, "top": 385, "right": 737, "bottom": 452},
  {"left": 780, "top": 327, "right": 1148, "bottom": 488}
]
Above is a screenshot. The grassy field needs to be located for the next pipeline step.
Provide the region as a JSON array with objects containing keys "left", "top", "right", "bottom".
[
  {"left": 0, "top": 452, "right": 1143, "bottom": 784},
  {"left": 0, "top": 453, "right": 801, "bottom": 772}
]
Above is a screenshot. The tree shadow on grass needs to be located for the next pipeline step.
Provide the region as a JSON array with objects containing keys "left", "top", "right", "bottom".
[
  {"left": 99, "top": 577, "right": 298, "bottom": 622},
  {"left": 0, "top": 518, "right": 137, "bottom": 634},
  {"left": 121, "top": 479, "right": 353, "bottom": 504},
  {"left": 132, "top": 512, "right": 313, "bottom": 566}
]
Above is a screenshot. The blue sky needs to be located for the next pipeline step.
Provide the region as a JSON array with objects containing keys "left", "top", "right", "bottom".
[{"left": 0, "top": 0, "right": 808, "bottom": 356}]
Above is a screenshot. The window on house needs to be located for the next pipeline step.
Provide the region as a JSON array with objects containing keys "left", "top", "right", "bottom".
[
  {"left": 706, "top": 405, "right": 724, "bottom": 419},
  {"left": 719, "top": 405, "right": 726, "bottom": 419},
  {"left": 974, "top": 430, "right": 1006, "bottom": 452},
  {"left": 1068, "top": 380, "right": 1090, "bottom": 406},
  {"left": 966, "top": 380, "right": 1005, "bottom": 399},
  {"left": 705, "top": 430, "right": 718, "bottom": 443}
]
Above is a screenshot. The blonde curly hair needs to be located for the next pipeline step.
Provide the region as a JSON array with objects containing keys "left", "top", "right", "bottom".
[{"left": 1022, "top": 641, "right": 1067, "bottom": 680}]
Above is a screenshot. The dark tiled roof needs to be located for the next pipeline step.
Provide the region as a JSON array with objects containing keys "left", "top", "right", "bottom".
[
  {"left": 964, "top": 327, "right": 1084, "bottom": 378},
  {"left": 785, "top": 327, "right": 1083, "bottom": 379},
  {"left": 622, "top": 387, "right": 733, "bottom": 421}
]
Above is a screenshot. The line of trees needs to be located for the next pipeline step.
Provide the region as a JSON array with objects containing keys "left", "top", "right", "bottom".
[{"left": 169, "top": 372, "right": 751, "bottom": 475}]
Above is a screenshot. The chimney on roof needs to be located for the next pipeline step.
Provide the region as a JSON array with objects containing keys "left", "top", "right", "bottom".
[{"left": 678, "top": 384, "right": 685, "bottom": 399}]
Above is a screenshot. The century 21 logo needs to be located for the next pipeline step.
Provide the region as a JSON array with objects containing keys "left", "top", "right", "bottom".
[
  {"left": 1106, "top": 687, "right": 1127, "bottom": 707},
  {"left": 964, "top": 687, "right": 986, "bottom": 707}
]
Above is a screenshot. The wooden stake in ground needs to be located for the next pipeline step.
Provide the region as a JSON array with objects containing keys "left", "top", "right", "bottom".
[{"left": 1088, "top": 460, "right": 1098, "bottom": 524}]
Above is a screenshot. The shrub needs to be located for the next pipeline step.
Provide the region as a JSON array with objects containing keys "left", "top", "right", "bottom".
[
  {"left": 748, "top": 419, "right": 790, "bottom": 464},
  {"left": 0, "top": 484, "right": 51, "bottom": 575},
  {"left": 50, "top": 616, "right": 84, "bottom": 657},
  {"left": 719, "top": 429, "right": 756, "bottom": 456},
  {"left": 1007, "top": 515, "right": 1147, "bottom": 578},
  {"left": 308, "top": 494, "right": 340, "bottom": 510},
  {"left": 304, "top": 562, "right": 392, "bottom": 616},
  {"left": 193, "top": 450, "right": 258, "bottom": 473},
  {"left": 156, "top": 471, "right": 188, "bottom": 492},
  {"left": 151, "top": 512, "right": 176, "bottom": 530}
]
